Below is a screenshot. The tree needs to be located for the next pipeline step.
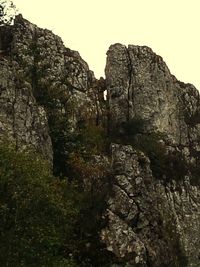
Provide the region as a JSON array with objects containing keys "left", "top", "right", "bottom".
[{"left": 0, "top": 0, "right": 17, "bottom": 26}]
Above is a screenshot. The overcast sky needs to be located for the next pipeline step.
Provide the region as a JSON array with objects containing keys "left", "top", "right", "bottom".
[{"left": 14, "top": 0, "right": 200, "bottom": 89}]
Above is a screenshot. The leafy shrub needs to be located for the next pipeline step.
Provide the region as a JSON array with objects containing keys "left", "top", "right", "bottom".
[
  {"left": 0, "top": 142, "right": 82, "bottom": 266},
  {"left": 134, "top": 134, "right": 200, "bottom": 185},
  {"left": 184, "top": 109, "right": 200, "bottom": 126},
  {"left": 0, "top": 142, "right": 114, "bottom": 266},
  {"left": 108, "top": 115, "right": 194, "bottom": 183},
  {"left": 67, "top": 152, "right": 115, "bottom": 266},
  {"left": 77, "top": 124, "right": 108, "bottom": 155},
  {"left": 109, "top": 118, "right": 145, "bottom": 144},
  {"left": 109, "top": 119, "right": 191, "bottom": 183},
  {"left": 120, "top": 118, "right": 145, "bottom": 136},
  {"left": 133, "top": 134, "right": 189, "bottom": 182}
]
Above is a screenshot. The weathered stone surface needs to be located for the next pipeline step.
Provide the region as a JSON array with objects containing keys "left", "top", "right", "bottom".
[
  {"left": 101, "top": 209, "right": 147, "bottom": 266},
  {"left": 104, "top": 44, "right": 200, "bottom": 266},
  {"left": 101, "top": 144, "right": 200, "bottom": 266},
  {"left": 10, "top": 14, "right": 102, "bottom": 130},
  {"left": 0, "top": 14, "right": 105, "bottom": 166},
  {"left": 106, "top": 44, "right": 200, "bottom": 149},
  {"left": 0, "top": 49, "right": 52, "bottom": 161},
  {"left": 0, "top": 14, "right": 200, "bottom": 267},
  {"left": 158, "top": 179, "right": 200, "bottom": 267}
]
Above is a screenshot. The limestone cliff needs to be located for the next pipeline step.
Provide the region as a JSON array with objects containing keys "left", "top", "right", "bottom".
[
  {"left": 0, "top": 14, "right": 104, "bottom": 173},
  {"left": 104, "top": 43, "right": 200, "bottom": 267},
  {"left": 0, "top": 15, "right": 199, "bottom": 267},
  {"left": 106, "top": 43, "right": 200, "bottom": 148}
]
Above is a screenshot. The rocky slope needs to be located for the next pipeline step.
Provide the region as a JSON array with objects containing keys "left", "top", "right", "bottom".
[{"left": 0, "top": 15, "right": 199, "bottom": 266}]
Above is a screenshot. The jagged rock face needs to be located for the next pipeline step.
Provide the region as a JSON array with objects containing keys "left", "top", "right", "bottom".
[
  {"left": 101, "top": 144, "right": 200, "bottom": 267},
  {"left": 0, "top": 14, "right": 200, "bottom": 267},
  {"left": 0, "top": 15, "right": 105, "bottom": 167},
  {"left": 0, "top": 36, "right": 52, "bottom": 161},
  {"left": 104, "top": 44, "right": 200, "bottom": 265},
  {"left": 106, "top": 44, "right": 200, "bottom": 148},
  {"left": 10, "top": 14, "right": 102, "bottom": 129}
]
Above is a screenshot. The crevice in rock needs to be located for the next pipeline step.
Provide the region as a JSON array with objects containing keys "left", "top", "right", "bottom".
[
  {"left": 126, "top": 46, "right": 133, "bottom": 122},
  {"left": 110, "top": 182, "right": 142, "bottom": 229},
  {"left": 145, "top": 246, "right": 154, "bottom": 267},
  {"left": 31, "top": 28, "right": 39, "bottom": 98},
  {"left": 12, "top": 74, "right": 17, "bottom": 150}
]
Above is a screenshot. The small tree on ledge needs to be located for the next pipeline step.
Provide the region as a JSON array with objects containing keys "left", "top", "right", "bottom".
[{"left": 0, "top": 0, "right": 17, "bottom": 26}]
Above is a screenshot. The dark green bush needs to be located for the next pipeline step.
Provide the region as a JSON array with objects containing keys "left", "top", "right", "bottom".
[
  {"left": 0, "top": 142, "right": 114, "bottom": 266},
  {"left": 0, "top": 142, "right": 82, "bottom": 266},
  {"left": 109, "top": 118, "right": 191, "bottom": 183},
  {"left": 133, "top": 134, "right": 189, "bottom": 182},
  {"left": 77, "top": 123, "right": 108, "bottom": 155},
  {"left": 120, "top": 118, "right": 145, "bottom": 136},
  {"left": 109, "top": 118, "right": 145, "bottom": 144}
]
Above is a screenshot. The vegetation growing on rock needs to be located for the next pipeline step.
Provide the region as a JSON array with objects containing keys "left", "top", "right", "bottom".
[
  {"left": 0, "top": 11, "right": 200, "bottom": 267},
  {"left": 0, "top": 142, "right": 113, "bottom": 266}
]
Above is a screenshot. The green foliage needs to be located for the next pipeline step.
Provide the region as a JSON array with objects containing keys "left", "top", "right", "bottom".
[
  {"left": 50, "top": 118, "right": 108, "bottom": 178},
  {"left": 67, "top": 152, "right": 114, "bottom": 266},
  {"left": 184, "top": 111, "right": 200, "bottom": 126},
  {"left": 0, "top": 142, "right": 114, "bottom": 266},
  {"left": 120, "top": 118, "right": 144, "bottom": 136},
  {"left": 133, "top": 133, "right": 200, "bottom": 185},
  {"left": 0, "top": 142, "right": 82, "bottom": 266},
  {"left": 77, "top": 123, "right": 108, "bottom": 155},
  {"left": 48, "top": 111, "right": 74, "bottom": 177},
  {"left": 109, "top": 117, "right": 192, "bottom": 183},
  {"left": 133, "top": 134, "right": 188, "bottom": 182},
  {"left": 110, "top": 118, "right": 145, "bottom": 144}
]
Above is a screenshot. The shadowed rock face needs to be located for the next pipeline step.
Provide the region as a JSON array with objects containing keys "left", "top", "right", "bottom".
[{"left": 0, "top": 15, "right": 200, "bottom": 267}]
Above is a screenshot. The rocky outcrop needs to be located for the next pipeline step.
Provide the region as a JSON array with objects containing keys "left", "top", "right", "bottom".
[
  {"left": 0, "top": 14, "right": 105, "bottom": 168},
  {"left": 102, "top": 44, "right": 200, "bottom": 267},
  {"left": 10, "top": 14, "right": 102, "bottom": 128},
  {"left": 0, "top": 14, "right": 199, "bottom": 267},
  {"left": 0, "top": 35, "right": 52, "bottom": 161},
  {"left": 106, "top": 44, "right": 200, "bottom": 150},
  {"left": 101, "top": 144, "right": 200, "bottom": 266}
]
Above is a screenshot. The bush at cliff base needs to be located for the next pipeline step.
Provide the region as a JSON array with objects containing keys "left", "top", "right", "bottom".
[{"left": 0, "top": 142, "right": 81, "bottom": 266}]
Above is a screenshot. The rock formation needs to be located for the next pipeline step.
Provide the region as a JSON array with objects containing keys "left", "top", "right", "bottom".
[
  {"left": 0, "top": 14, "right": 199, "bottom": 266},
  {"left": 106, "top": 43, "right": 200, "bottom": 148},
  {"left": 102, "top": 144, "right": 199, "bottom": 266},
  {"left": 104, "top": 43, "right": 200, "bottom": 267}
]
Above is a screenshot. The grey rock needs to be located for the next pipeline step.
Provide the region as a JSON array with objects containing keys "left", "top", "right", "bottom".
[
  {"left": 0, "top": 53, "right": 52, "bottom": 161},
  {"left": 10, "top": 15, "right": 101, "bottom": 130},
  {"left": 101, "top": 144, "right": 200, "bottom": 266},
  {"left": 104, "top": 44, "right": 200, "bottom": 266},
  {"left": 0, "top": 14, "right": 105, "bottom": 165},
  {"left": 106, "top": 44, "right": 200, "bottom": 149}
]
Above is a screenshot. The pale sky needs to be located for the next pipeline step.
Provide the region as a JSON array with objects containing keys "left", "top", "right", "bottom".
[{"left": 14, "top": 0, "right": 200, "bottom": 89}]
